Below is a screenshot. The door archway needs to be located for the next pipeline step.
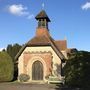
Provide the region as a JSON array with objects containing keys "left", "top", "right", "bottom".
[{"left": 32, "top": 61, "right": 43, "bottom": 80}]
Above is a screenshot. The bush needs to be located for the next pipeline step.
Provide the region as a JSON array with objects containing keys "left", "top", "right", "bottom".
[
  {"left": 0, "top": 52, "right": 14, "bottom": 82},
  {"left": 6, "top": 44, "right": 22, "bottom": 80},
  {"left": 19, "top": 74, "right": 30, "bottom": 82},
  {"left": 64, "top": 51, "right": 90, "bottom": 88}
]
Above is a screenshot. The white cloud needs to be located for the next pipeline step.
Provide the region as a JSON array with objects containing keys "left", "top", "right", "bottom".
[
  {"left": 6, "top": 4, "right": 34, "bottom": 19},
  {"left": 81, "top": 2, "right": 90, "bottom": 10},
  {"left": 7, "top": 4, "right": 29, "bottom": 16}
]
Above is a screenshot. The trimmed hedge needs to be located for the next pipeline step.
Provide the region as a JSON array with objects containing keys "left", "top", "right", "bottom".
[{"left": 0, "top": 52, "right": 14, "bottom": 82}]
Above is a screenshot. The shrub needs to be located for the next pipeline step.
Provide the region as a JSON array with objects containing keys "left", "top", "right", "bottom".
[
  {"left": 6, "top": 44, "right": 22, "bottom": 80},
  {"left": 0, "top": 51, "right": 14, "bottom": 82},
  {"left": 64, "top": 51, "right": 90, "bottom": 88},
  {"left": 19, "top": 74, "right": 30, "bottom": 82}
]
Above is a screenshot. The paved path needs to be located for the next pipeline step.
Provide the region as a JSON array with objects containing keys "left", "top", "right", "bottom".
[
  {"left": 0, "top": 83, "right": 57, "bottom": 90},
  {"left": 0, "top": 83, "right": 80, "bottom": 90}
]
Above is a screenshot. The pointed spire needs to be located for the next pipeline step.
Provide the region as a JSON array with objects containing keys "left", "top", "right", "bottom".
[{"left": 35, "top": 10, "right": 50, "bottom": 22}]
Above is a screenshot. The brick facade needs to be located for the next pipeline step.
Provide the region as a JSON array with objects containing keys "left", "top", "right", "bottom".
[{"left": 23, "top": 51, "right": 52, "bottom": 78}]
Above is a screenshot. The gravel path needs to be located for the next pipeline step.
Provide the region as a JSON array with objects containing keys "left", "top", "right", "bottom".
[
  {"left": 0, "top": 83, "right": 80, "bottom": 90},
  {"left": 0, "top": 83, "right": 56, "bottom": 90}
]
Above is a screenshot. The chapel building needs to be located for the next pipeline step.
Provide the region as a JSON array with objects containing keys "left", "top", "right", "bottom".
[{"left": 16, "top": 10, "right": 70, "bottom": 83}]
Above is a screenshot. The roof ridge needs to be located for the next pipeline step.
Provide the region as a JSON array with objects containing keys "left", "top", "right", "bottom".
[{"left": 15, "top": 35, "right": 65, "bottom": 61}]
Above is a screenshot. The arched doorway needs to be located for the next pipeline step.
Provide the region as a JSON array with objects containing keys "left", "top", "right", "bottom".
[{"left": 32, "top": 61, "right": 43, "bottom": 80}]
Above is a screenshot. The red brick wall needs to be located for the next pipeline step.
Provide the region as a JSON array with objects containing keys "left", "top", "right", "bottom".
[
  {"left": 23, "top": 51, "right": 52, "bottom": 76},
  {"left": 36, "top": 27, "right": 50, "bottom": 37}
]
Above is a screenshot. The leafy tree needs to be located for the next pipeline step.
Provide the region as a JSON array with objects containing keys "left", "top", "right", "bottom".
[
  {"left": 64, "top": 51, "right": 90, "bottom": 88},
  {"left": 0, "top": 51, "right": 14, "bottom": 82},
  {"left": 6, "top": 43, "right": 22, "bottom": 62},
  {"left": 6, "top": 43, "right": 22, "bottom": 80}
]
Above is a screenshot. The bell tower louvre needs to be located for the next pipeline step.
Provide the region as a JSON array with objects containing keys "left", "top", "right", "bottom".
[{"left": 35, "top": 10, "right": 50, "bottom": 29}]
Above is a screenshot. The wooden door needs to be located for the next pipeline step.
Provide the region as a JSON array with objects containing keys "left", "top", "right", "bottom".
[{"left": 32, "top": 61, "right": 43, "bottom": 80}]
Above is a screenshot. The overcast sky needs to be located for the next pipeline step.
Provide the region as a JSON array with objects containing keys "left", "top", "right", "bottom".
[{"left": 0, "top": 0, "right": 90, "bottom": 51}]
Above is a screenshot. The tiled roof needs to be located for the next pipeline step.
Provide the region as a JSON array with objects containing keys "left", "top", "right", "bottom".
[
  {"left": 55, "top": 40, "right": 67, "bottom": 51},
  {"left": 27, "top": 36, "right": 50, "bottom": 46},
  {"left": 15, "top": 35, "right": 65, "bottom": 61},
  {"left": 35, "top": 10, "right": 50, "bottom": 22}
]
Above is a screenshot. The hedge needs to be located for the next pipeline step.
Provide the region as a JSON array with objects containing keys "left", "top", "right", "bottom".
[{"left": 0, "top": 51, "right": 14, "bottom": 82}]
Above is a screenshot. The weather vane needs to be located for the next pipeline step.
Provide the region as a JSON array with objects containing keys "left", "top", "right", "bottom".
[{"left": 42, "top": 3, "right": 45, "bottom": 9}]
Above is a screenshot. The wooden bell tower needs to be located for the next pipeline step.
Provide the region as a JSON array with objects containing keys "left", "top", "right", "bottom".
[{"left": 35, "top": 10, "right": 51, "bottom": 30}]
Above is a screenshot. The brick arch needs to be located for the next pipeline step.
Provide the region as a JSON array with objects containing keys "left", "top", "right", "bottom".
[{"left": 27, "top": 56, "right": 47, "bottom": 81}]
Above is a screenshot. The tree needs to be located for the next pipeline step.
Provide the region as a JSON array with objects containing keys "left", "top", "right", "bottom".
[
  {"left": 6, "top": 43, "right": 22, "bottom": 62},
  {"left": 0, "top": 51, "right": 14, "bottom": 82},
  {"left": 64, "top": 51, "right": 90, "bottom": 88},
  {"left": 6, "top": 43, "right": 22, "bottom": 80}
]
